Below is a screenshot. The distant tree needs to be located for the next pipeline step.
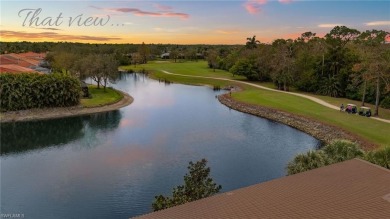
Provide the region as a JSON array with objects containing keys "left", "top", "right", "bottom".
[
  {"left": 138, "top": 42, "right": 150, "bottom": 64},
  {"left": 170, "top": 48, "right": 179, "bottom": 63},
  {"left": 100, "top": 54, "right": 119, "bottom": 91},
  {"left": 271, "top": 39, "right": 295, "bottom": 91},
  {"left": 206, "top": 49, "right": 218, "bottom": 72},
  {"left": 229, "top": 59, "right": 258, "bottom": 80},
  {"left": 246, "top": 35, "right": 260, "bottom": 49},
  {"left": 356, "top": 30, "right": 390, "bottom": 115},
  {"left": 152, "top": 159, "right": 222, "bottom": 211}
]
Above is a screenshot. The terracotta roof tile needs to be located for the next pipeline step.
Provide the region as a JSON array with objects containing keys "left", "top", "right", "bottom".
[{"left": 135, "top": 159, "right": 390, "bottom": 219}]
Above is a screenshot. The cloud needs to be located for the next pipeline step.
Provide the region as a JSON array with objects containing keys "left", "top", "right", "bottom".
[
  {"left": 30, "top": 27, "right": 62, "bottom": 31},
  {"left": 244, "top": 0, "right": 267, "bottom": 15},
  {"left": 215, "top": 29, "right": 239, "bottom": 34},
  {"left": 0, "top": 30, "right": 121, "bottom": 41},
  {"left": 110, "top": 8, "right": 189, "bottom": 19},
  {"left": 318, "top": 23, "right": 343, "bottom": 28},
  {"left": 279, "top": 0, "right": 293, "bottom": 3},
  {"left": 364, "top": 21, "right": 390, "bottom": 26},
  {"left": 153, "top": 3, "right": 173, "bottom": 11},
  {"left": 91, "top": 5, "right": 189, "bottom": 19}
]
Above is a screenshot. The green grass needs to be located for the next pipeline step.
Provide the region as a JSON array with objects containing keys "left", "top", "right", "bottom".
[
  {"left": 121, "top": 61, "right": 390, "bottom": 148},
  {"left": 80, "top": 85, "right": 123, "bottom": 108}
]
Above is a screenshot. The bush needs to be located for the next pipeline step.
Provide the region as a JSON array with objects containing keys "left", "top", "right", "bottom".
[
  {"left": 323, "top": 140, "right": 364, "bottom": 163},
  {"left": 287, "top": 140, "right": 364, "bottom": 175},
  {"left": 0, "top": 73, "right": 81, "bottom": 111},
  {"left": 287, "top": 150, "right": 331, "bottom": 175},
  {"left": 380, "top": 96, "right": 390, "bottom": 109},
  {"left": 364, "top": 146, "right": 390, "bottom": 169}
]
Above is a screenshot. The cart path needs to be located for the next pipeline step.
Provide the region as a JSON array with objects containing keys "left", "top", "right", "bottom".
[{"left": 160, "top": 70, "right": 390, "bottom": 124}]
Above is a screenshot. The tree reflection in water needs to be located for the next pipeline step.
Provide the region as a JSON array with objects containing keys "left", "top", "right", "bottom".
[{"left": 0, "top": 110, "right": 122, "bottom": 155}]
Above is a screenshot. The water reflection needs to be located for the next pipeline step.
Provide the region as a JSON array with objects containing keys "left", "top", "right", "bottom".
[
  {"left": 1, "top": 110, "right": 122, "bottom": 155},
  {"left": 1, "top": 74, "right": 319, "bottom": 219}
]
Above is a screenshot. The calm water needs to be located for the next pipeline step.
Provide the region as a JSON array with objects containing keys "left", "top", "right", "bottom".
[{"left": 1, "top": 74, "right": 320, "bottom": 218}]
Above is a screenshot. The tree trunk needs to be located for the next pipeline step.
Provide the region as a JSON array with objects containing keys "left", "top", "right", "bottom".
[
  {"left": 374, "top": 76, "right": 380, "bottom": 116},
  {"left": 361, "top": 80, "right": 366, "bottom": 106},
  {"left": 97, "top": 78, "right": 100, "bottom": 89},
  {"left": 322, "top": 54, "right": 324, "bottom": 76}
]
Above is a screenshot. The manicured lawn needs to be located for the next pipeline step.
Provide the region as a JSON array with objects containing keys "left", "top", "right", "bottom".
[
  {"left": 121, "top": 61, "right": 390, "bottom": 148},
  {"left": 80, "top": 85, "right": 123, "bottom": 108}
]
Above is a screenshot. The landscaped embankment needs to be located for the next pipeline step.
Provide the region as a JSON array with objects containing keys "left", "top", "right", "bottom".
[{"left": 218, "top": 94, "right": 375, "bottom": 150}]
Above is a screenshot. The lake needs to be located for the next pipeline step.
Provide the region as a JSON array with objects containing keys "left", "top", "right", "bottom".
[{"left": 0, "top": 73, "right": 320, "bottom": 218}]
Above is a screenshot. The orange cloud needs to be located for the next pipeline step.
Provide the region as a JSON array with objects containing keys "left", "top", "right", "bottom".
[
  {"left": 244, "top": 0, "right": 267, "bottom": 15},
  {"left": 215, "top": 29, "right": 240, "bottom": 35},
  {"left": 0, "top": 30, "right": 121, "bottom": 42}
]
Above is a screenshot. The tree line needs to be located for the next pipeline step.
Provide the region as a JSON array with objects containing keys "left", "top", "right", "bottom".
[{"left": 206, "top": 26, "right": 390, "bottom": 115}]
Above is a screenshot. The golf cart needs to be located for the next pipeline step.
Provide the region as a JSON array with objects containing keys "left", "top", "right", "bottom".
[
  {"left": 345, "top": 104, "right": 357, "bottom": 114},
  {"left": 359, "top": 106, "right": 372, "bottom": 117}
]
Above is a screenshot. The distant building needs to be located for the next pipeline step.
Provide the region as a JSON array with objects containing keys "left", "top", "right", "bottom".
[{"left": 161, "top": 52, "right": 170, "bottom": 59}]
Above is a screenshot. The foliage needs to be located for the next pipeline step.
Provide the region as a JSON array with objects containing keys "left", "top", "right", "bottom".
[
  {"left": 229, "top": 59, "right": 258, "bottom": 80},
  {"left": 322, "top": 140, "right": 364, "bottom": 162},
  {"left": 287, "top": 150, "right": 331, "bottom": 175},
  {"left": 152, "top": 159, "right": 222, "bottom": 211},
  {"left": 287, "top": 140, "right": 364, "bottom": 175},
  {"left": 0, "top": 73, "right": 80, "bottom": 111},
  {"left": 380, "top": 96, "right": 390, "bottom": 109},
  {"left": 364, "top": 146, "right": 390, "bottom": 169}
]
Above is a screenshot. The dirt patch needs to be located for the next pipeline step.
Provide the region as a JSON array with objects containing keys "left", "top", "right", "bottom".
[
  {"left": 218, "top": 94, "right": 376, "bottom": 150},
  {"left": 0, "top": 91, "right": 133, "bottom": 123}
]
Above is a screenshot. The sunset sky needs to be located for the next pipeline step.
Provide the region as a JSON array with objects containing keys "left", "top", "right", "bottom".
[{"left": 1, "top": 0, "right": 389, "bottom": 44}]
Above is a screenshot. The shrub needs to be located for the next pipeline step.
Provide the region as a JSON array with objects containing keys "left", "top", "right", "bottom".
[
  {"left": 364, "top": 146, "right": 390, "bottom": 169},
  {"left": 0, "top": 73, "right": 81, "bottom": 111},
  {"left": 287, "top": 150, "right": 331, "bottom": 175},
  {"left": 287, "top": 140, "right": 364, "bottom": 175},
  {"left": 323, "top": 140, "right": 364, "bottom": 163}
]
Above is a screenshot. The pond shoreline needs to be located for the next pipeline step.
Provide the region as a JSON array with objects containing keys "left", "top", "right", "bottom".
[
  {"left": 0, "top": 90, "right": 133, "bottom": 123},
  {"left": 218, "top": 93, "right": 375, "bottom": 150}
]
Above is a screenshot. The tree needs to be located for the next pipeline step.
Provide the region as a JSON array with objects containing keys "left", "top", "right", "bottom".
[
  {"left": 100, "top": 54, "right": 119, "bottom": 91},
  {"left": 152, "top": 159, "right": 222, "bottom": 211},
  {"left": 229, "top": 59, "right": 258, "bottom": 80},
  {"left": 357, "top": 30, "right": 390, "bottom": 115},
  {"left": 271, "top": 39, "right": 295, "bottom": 91},
  {"left": 246, "top": 35, "right": 260, "bottom": 49},
  {"left": 206, "top": 49, "right": 218, "bottom": 72},
  {"left": 170, "top": 48, "right": 179, "bottom": 63},
  {"left": 138, "top": 42, "right": 150, "bottom": 64}
]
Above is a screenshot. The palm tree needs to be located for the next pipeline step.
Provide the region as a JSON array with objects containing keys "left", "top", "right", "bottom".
[
  {"left": 246, "top": 35, "right": 260, "bottom": 49},
  {"left": 323, "top": 140, "right": 364, "bottom": 163},
  {"left": 364, "top": 146, "right": 390, "bottom": 169},
  {"left": 287, "top": 150, "right": 330, "bottom": 175}
]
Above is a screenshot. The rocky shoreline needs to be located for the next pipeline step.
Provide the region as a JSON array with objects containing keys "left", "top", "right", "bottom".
[{"left": 218, "top": 93, "right": 375, "bottom": 150}]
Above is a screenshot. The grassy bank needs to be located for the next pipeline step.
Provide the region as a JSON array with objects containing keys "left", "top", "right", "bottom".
[
  {"left": 121, "top": 61, "right": 390, "bottom": 148},
  {"left": 80, "top": 85, "right": 123, "bottom": 108}
]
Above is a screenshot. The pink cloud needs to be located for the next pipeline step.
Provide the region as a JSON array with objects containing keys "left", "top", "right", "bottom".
[
  {"left": 244, "top": 0, "right": 267, "bottom": 15},
  {"left": 108, "top": 7, "right": 189, "bottom": 19},
  {"left": 279, "top": 0, "right": 293, "bottom": 4},
  {"left": 153, "top": 3, "right": 173, "bottom": 11}
]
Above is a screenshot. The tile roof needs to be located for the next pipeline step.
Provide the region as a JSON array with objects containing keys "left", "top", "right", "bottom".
[
  {"left": 0, "top": 64, "right": 39, "bottom": 73},
  {"left": 136, "top": 159, "right": 390, "bottom": 219}
]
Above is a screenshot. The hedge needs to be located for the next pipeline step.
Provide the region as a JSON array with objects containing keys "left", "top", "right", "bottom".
[{"left": 0, "top": 73, "right": 81, "bottom": 111}]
